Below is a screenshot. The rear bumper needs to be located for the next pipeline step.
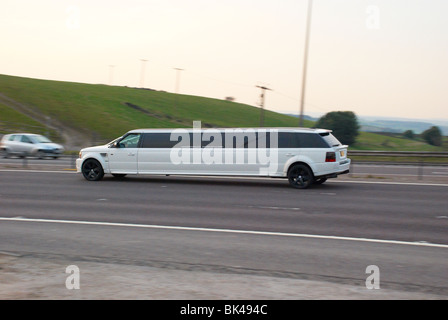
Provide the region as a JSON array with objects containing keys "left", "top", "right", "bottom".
[{"left": 316, "top": 158, "right": 351, "bottom": 179}]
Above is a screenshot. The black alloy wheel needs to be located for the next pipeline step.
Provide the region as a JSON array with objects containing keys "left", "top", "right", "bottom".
[{"left": 82, "top": 159, "right": 104, "bottom": 181}]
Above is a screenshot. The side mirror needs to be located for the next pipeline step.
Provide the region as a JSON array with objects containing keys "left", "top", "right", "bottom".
[{"left": 110, "top": 141, "right": 119, "bottom": 148}]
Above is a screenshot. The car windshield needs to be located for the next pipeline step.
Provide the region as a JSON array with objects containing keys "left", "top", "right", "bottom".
[
  {"left": 319, "top": 132, "right": 342, "bottom": 147},
  {"left": 32, "top": 135, "right": 52, "bottom": 143},
  {"left": 107, "top": 137, "right": 122, "bottom": 146}
]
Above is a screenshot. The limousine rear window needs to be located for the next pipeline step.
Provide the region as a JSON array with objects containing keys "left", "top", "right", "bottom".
[{"left": 319, "top": 132, "right": 342, "bottom": 147}]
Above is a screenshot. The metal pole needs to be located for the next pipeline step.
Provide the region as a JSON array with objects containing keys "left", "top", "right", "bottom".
[
  {"left": 174, "top": 68, "right": 184, "bottom": 115},
  {"left": 299, "top": 0, "right": 313, "bottom": 127},
  {"left": 256, "top": 86, "right": 272, "bottom": 127},
  {"left": 109, "top": 65, "right": 115, "bottom": 85},
  {"left": 140, "top": 59, "right": 148, "bottom": 88},
  {"left": 174, "top": 68, "right": 184, "bottom": 93}
]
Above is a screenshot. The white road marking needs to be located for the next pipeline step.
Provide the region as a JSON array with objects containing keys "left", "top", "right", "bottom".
[
  {"left": 329, "top": 180, "right": 448, "bottom": 187},
  {"left": 0, "top": 217, "right": 447, "bottom": 249},
  {"left": 0, "top": 169, "right": 75, "bottom": 174},
  {"left": 246, "top": 206, "right": 300, "bottom": 211}
]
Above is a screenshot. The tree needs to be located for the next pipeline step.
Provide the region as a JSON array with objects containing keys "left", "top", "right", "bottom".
[
  {"left": 403, "top": 130, "right": 415, "bottom": 139},
  {"left": 315, "top": 111, "right": 359, "bottom": 145},
  {"left": 421, "top": 126, "right": 442, "bottom": 146}
]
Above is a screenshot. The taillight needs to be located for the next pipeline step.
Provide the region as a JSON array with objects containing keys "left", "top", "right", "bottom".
[{"left": 325, "top": 152, "right": 336, "bottom": 162}]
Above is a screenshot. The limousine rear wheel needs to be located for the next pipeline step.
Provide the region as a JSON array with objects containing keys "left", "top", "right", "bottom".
[
  {"left": 82, "top": 159, "right": 104, "bottom": 181},
  {"left": 288, "top": 164, "right": 314, "bottom": 189}
]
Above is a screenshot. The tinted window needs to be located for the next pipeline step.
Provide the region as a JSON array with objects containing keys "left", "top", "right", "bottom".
[
  {"left": 277, "top": 133, "right": 297, "bottom": 148},
  {"left": 139, "top": 131, "right": 329, "bottom": 148},
  {"left": 141, "top": 133, "right": 180, "bottom": 148},
  {"left": 299, "top": 133, "right": 329, "bottom": 148},
  {"left": 223, "top": 132, "right": 257, "bottom": 148},
  {"left": 277, "top": 132, "right": 329, "bottom": 148},
  {"left": 202, "top": 132, "right": 223, "bottom": 148},
  {"left": 319, "top": 132, "right": 342, "bottom": 147}
]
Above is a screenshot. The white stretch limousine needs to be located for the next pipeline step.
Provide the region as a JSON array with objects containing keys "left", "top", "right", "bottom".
[{"left": 76, "top": 127, "right": 350, "bottom": 188}]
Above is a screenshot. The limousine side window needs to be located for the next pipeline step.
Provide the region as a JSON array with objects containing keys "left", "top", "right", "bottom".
[
  {"left": 137, "top": 132, "right": 329, "bottom": 149},
  {"left": 117, "top": 133, "right": 141, "bottom": 148},
  {"left": 277, "top": 133, "right": 329, "bottom": 148},
  {"left": 297, "top": 133, "right": 330, "bottom": 148},
  {"left": 141, "top": 133, "right": 179, "bottom": 148}
]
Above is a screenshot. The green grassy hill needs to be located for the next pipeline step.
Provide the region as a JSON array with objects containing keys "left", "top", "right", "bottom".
[
  {"left": 0, "top": 74, "right": 311, "bottom": 148},
  {"left": 351, "top": 132, "right": 447, "bottom": 151},
  {"left": 0, "top": 73, "right": 446, "bottom": 152}
]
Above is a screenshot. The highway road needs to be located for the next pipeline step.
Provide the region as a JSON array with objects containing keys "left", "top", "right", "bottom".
[
  {"left": 1, "top": 155, "right": 448, "bottom": 179},
  {"left": 0, "top": 169, "right": 447, "bottom": 299}
]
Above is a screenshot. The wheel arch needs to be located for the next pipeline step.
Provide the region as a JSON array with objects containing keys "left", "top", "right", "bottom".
[
  {"left": 286, "top": 161, "right": 315, "bottom": 178},
  {"left": 81, "top": 155, "right": 108, "bottom": 173},
  {"left": 81, "top": 157, "right": 106, "bottom": 181}
]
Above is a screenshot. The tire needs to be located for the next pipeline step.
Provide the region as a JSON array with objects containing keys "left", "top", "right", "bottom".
[
  {"left": 82, "top": 159, "right": 104, "bottom": 181},
  {"left": 314, "top": 178, "right": 327, "bottom": 185},
  {"left": 112, "top": 174, "right": 127, "bottom": 179},
  {"left": 1, "top": 149, "right": 9, "bottom": 158},
  {"left": 288, "top": 164, "right": 314, "bottom": 189}
]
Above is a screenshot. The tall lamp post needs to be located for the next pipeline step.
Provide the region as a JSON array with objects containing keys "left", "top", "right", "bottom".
[
  {"left": 299, "top": 0, "right": 313, "bottom": 127},
  {"left": 174, "top": 68, "right": 184, "bottom": 115},
  {"left": 256, "top": 85, "right": 272, "bottom": 127},
  {"left": 174, "top": 68, "right": 184, "bottom": 93},
  {"left": 108, "top": 65, "right": 115, "bottom": 86},
  {"left": 140, "top": 59, "right": 148, "bottom": 88}
]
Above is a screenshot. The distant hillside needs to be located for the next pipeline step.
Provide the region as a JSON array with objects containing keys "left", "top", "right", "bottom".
[
  {"left": 0, "top": 74, "right": 312, "bottom": 149},
  {"left": 1, "top": 74, "right": 446, "bottom": 152},
  {"left": 359, "top": 119, "right": 448, "bottom": 135}
]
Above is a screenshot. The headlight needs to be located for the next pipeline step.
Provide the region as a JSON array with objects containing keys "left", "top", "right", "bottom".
[{"left": 79, "top": 151, "right": 82, "bottom": 158}]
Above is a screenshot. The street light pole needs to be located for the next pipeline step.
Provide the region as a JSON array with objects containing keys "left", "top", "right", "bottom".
[
  {"left": 174, "top": 68, "right": 184, "bottom": 115},
  {"left": 108, "top": 65, "right": 115, "bottom": 86},
  {"left": 256, "top": 85, "right": 272, "bottom": 127},
  {"left": 299, "top": 0, "right": 313, "bottom": 127},
  {"left": 174, "top": 68, "right": 184, "bottom": 94},
  {"left": 140, "top": 59, "right": 148, "bottom": 88}
]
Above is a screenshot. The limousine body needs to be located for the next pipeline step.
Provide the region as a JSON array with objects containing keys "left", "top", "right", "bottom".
[{"left": 76, "top": 127, "right": 350, "bottom": 188}]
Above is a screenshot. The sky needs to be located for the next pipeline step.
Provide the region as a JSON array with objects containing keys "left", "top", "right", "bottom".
[{"left": 1, "top": 0, "right": 448, "bottom": 120}]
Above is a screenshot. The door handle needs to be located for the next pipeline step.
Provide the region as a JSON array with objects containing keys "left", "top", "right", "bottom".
[{"left": 128, "top": 152, "right": 136, "bottom": 156}]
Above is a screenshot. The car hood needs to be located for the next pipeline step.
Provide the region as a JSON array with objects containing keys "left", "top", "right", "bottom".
[{"left": 80, "top": 145, "right": 109, "bottom": 153}]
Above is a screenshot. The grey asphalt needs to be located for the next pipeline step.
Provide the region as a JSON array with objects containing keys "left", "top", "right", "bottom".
[
  {"left": 2, "top": 156, "right": 448, "bottom": 179},
  {"left": 0, "top": 170, "right": 447, "bottom": 299}
]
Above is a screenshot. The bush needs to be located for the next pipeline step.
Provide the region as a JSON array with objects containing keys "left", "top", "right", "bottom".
[
  {"left": 421, "top": 126, "right": 442, "bottom": 146},
  {"left": 403, "top": 130, "right": 415, "bottom": 139},
  {"left": 315, "top": 111, "right": 360, "bottom": 145}
]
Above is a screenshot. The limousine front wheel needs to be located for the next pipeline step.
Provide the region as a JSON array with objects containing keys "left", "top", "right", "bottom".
[
  {"left": 288, "top": 164, "right": 314, "bottom": 189},
  {"left": 82, "top": 159, "right": 104, "bottom": 181}
]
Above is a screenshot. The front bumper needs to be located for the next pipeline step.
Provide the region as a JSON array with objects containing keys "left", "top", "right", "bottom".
[{"left": 76, "top": 158, "right": 82, "bottom": 173}]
